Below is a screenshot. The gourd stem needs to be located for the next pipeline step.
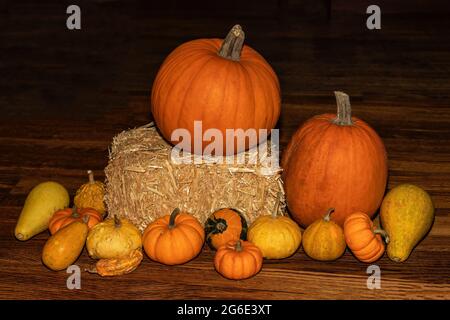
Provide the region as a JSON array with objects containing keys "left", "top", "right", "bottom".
[
  {"left": 82, "top": 215, "right": 90, "bottom": 224},
  {"left": 71, "top": 206, "right": 80, "bottom": 218},
  {"left": 333, "top": 91, "right": 353, "bottom": 126},
  {"left": 218, "top": 24, "right": 245, "bottom": 61},
  {"left": 169, "top": 208, "right": 181, "bottom": 229},
  {"left": 271, "top": 191, "right": 282, "bottom": 218},
  {"left": 216, "top": 221, "right": 227, "bottom": 232},
  {"left": 114, "top": 215, "right": 121, "bottom": 228},
  {"left": 87, "top": 170, "right": 95, "bottom": 184},
  {"left": 374, "top": 229, "right": 390, "bottom": 244},
  {"left": 235, "top": 240, "right": 243, "bottom": 252},
  {"left": 323, "top": 208, "right": 335, "bottom": 222}
]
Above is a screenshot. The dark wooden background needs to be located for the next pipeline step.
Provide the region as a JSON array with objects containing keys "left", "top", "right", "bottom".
[{"left": 1, "top": 0, "right": 449, "bottom": 299}]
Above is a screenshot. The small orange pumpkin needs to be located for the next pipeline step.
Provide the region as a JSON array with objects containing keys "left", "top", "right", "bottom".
[
  {"left": 49, "top": 207, "right": 102, "bottom": 235},
  {"left": 344, "top": 212, "right": 389, "bottom": 263},
  {"left": 205, "top": 208, "right": 247, "bottom": 250},
  {"left": 214, "top": 240, "right": 263, "bottom": 280},
  {"left": 142, "top": 208, "right": 205, "bottom": 265}
]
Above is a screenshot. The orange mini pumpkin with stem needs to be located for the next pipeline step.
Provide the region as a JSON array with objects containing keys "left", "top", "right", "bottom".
[
  {"left": 142, "top": 208, "right": 205, "bottom": 265},
  {"left": 205, "top": 208, "right": 247, "bottom": 250},
  {"left": 48, "top": 206, "right": 102, "bottom": 235},
  {"left": 214, "top": 240, "right": 263, "bottom": 280},
  {"left": 344, "top": 212, "right": 389, "bottom": 263}
]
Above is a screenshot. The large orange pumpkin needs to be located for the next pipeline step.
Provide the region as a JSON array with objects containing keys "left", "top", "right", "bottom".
[
  {"left": 151, "top": 24, "right": 281, "bottom": 155},
  {"left": 282, "top": 92, "right": 388, "bottom": 227}
]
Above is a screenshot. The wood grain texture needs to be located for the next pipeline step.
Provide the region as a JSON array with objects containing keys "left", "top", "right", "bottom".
[{"left": 0, "top": 1, "right": 449, "bottom": 300}]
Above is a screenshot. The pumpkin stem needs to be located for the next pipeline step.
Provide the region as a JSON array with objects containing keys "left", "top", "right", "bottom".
[
  {"left": 235, "top": 240, "right": 243, "bottom": 252},
  {"left": 271, "top": 191, "right": 282, "bottom": 218},
  {"left": 323, "top": 208, "right": 335, "bottom": 222},
  {"left": 114, "top": 215, "right": 121, "bottom": 228},
  {"left": 374, "top": 229, "right": 390, "bottom": 244},
  {"left": 333, "top": 91, "right": 353, "bottom": 126},
  {"left": 71, "top": 206, "right": 80, "bottom": 219},
  {"left": 87, "top": 170, "right": 95, "bottom": 184},
  {"left": 169, "top": 208, "right": 181, "bottom": 229},
  {"left": 218, "top": 24, "right": 245, "bottom": 61}
]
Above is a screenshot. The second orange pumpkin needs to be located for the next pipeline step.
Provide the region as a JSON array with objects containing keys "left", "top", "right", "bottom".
[{"left": 282, "top": 92, "right": 388, "bottom": 227}]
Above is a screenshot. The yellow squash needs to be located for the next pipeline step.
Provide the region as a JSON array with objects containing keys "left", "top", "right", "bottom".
[
  {"left": 381, "top": 184, "right": 434, "bottom": 262},
  {"left": 247, "top": 193, "right": 302, "bottom": 259},
  {"left": 15, "top": 181, "right": 69, "bottom": 241},
  {"left": 42, "top": 217, "right": 89, "bottom": 271}
]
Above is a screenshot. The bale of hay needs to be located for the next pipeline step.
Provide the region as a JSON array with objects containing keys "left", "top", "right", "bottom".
[{"left": 105, "top": 123, "right": 285, "bottom": 232}]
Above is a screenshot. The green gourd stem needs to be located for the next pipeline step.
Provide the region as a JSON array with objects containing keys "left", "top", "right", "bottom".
[
  {"left": 235, "top": 240, "right": 243, "bottom": 252},
  {"left": 114, "top": 214, "right": 121, "bottom": 228},
  {"left": 374, "top": 229, "right": 390, "bottom": 244},
  {"left": 71, "top": 206, "right": 80, "bottom": 218},
  {"left": 216, "top": 221, "right": 227, "bottom": 232},
  {"left": 333, "top": 91, "right": 353, "bottom": 126},
  {"left": 271, "top": 191, "right": 282, "bottom": 218},
  {"left": 87, "top": 170, "right": 95, "bottom": 184},
  {"left": 169, "top": 208, "right": 181, "bottom": 229},
  {"left": 323, "top": 208, "right": 335, "bottom": 222},
  {"left": 218, "top": 24, "right": 245, "bottom": 61}
]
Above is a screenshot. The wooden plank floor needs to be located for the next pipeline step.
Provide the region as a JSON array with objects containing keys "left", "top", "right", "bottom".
[{"left": 1, "top": 2, "right": 449, "bottom": 299}]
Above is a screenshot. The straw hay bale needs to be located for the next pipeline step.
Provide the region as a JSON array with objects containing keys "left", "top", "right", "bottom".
[{"left": 105, "top": 123, "right": 285, "bottom": 232}]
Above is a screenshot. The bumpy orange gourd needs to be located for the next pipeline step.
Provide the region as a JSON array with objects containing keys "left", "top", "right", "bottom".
[
  {"left": 74, "top": 170, "right": 106, "bottom": 215},
  {"left": 214, "top": 240, "right": 263, "bottom": 280},
  {"left": 87, "top": 248, "right": 143, "bottom": 277},
  {"left": 48, "top": 207, "right": 102, "bottom": 235},
  {"left": 282, "top": 92, "right": 388, "bottom": 227},
  {"left": 302, "top": 208, "right": 346, "bottom": 261},
  {"left": 205, "top": 208, "right": 247, "bottom": 250},
  {"left": 151, "top": 24, "right": 281, "bottom": 155},
  {"left": 142, "top": 208, "right": 205, "bottom": 265},
  {"left": 344, "top": 212, "right": 389, "bottom": 263}
]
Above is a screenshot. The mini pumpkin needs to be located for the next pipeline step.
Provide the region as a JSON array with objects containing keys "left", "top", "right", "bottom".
[
  {"left": 74, "top": 170, "right": 106, "bottom": 215},
  {"left": 48, "top": 206, "right": 102, "bottom": 235},
  {"left": 247, "top": 193, "right": 302, "bottom": 259},
  {"left": 344, "top": 212, "right": 389, "bottom": 263},
  {"left": 205, "top": 208, "right": 247, "bottom": 250},
  {"left": 86, "top": 215, "right": 142, "bottom": 259},
  {"left": 302, "top": 208, "right": 346, "bottom": 261},
  {"left": 142, "top": 208, "right": 205, "bottom": 265},
  {"left": 214, "top": 240, "right": 263, "bottom": 280}
]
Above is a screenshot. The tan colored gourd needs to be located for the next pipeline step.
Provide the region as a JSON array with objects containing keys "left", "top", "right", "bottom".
[{"left": 302, "top": 208, "right": 346, "bottom": 261}]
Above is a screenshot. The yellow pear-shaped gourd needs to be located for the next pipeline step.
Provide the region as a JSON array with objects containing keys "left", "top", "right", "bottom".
[
  {"left": 74, "top": 170, "right": 106, "bottom": 215},
  {"left": 302, "top": 208, "right": 346, "bottom": 261},
  {"left": 248, "top": 193, "right": 302, "bottom": 259},
  {"left": 42, "top": 216, "right": 89, "bottom": 271},
  {"left": 381, "top": 184, "right": 434, "bottom": 262},
  {"left": 15, "top": 181, "right": 70, "bottom": 241},
  {"left": 86, "top": 215, "right": 142, "bottom": 259}
]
